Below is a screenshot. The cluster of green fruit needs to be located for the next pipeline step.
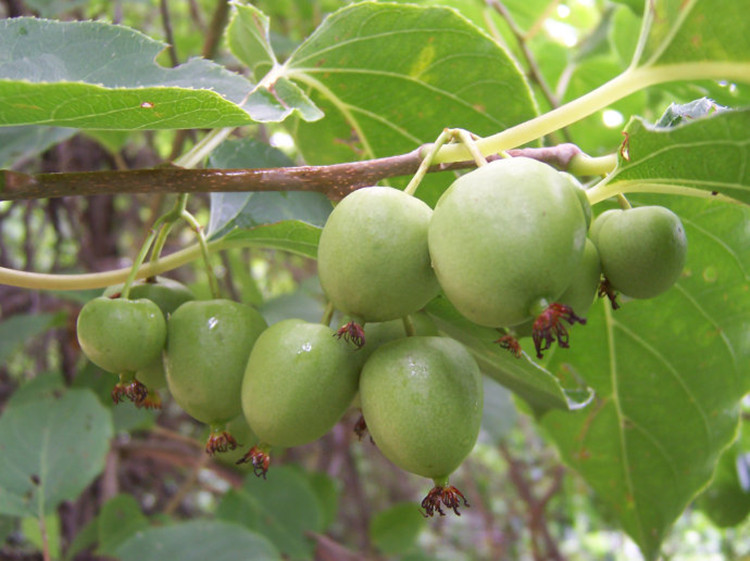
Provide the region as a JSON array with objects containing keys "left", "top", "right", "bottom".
[
  {"left": 75, "top": 155, "right": 687, "bottom": 517},
  {"left": 319, "top": 156, "right": 687, "bottom": 359}
]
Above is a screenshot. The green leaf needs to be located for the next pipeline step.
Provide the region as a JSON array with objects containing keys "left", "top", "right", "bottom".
[
  {"left": 216, "top": 466, "right": 322, "bottom": 560},
  {"left": 0, "top": 389, "right": 114, "bottom": 517},
  {"left": 0, "top": 126, "right": 76, "bottom": 168},
  {"left": 632, "top": 0, "right": 750, "bottom": 68},
  {"left": 222, "top": 221, "right": 321, "bottom": 259},
  {"left": 97, "top": 494, "right": 150, "bottom": 555},
  {"left": 207, "top": 138, "right": 331, "bottom": 240},
  {"left": 0, "top": 18, "right": 253, "bottom": 129},
  {"left": 541, "top": 195, "right": 750, "bottom": 560},
  {"left": 114, "top": 520, "right": 281, "bottom": 561},
  {"left": 369, "top": 502, "right": 426, "bottom": 555},
  {"left": 282, "top": 1, "right": 537, "bottom": 205},
  {"left": 226, "top": 4, "right": 277, "bottom": 81},
  {"left": 20, "top": 513, "right": 61, "bottom": 558},
  {"left": 301, "top": 470, "right": 340, "bottom": 532},
  {"left": 0, "top": 312, "right": 63, "bottom": 365},
  {"left": 425, "top": 295, "right": 593, "bottom": 415},
  {"left": 0, "top": 515, "right": 14, "bottom": 544},
  {"left": 593, "top": 109, "right": 750, "bottom": 205}
]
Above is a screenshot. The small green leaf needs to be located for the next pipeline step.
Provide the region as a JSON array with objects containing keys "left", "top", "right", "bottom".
[
  {"left": 592, "top": 108, "right": 750, "bottom": 205},
  {"left": 542, "top": 195, "right": 750, "bottom": 560},
  {"left": 0, "top": 18, "right": 253, "bottom": 129},
  {"left": 97, "top": 494, "right": 150, "bottom": 555},
  {"left": 369, "top": 503, "right": 426, "bottom": 555},
  {"left": 114, "top": 520, "right": 281, "bottom": 561},
  {"left": 227, "top": 4, "right": 277, "bottom": 80},
  {"left": 0, "top": 389, "right": 114, "bottom": 517},
  {"left": 302, "top": 470, "right": 340, "bottom": 532},
  {"left": 425, "top": 295, "right": 593, "bottom": 415},
  {"left": 207, "top": 138, "right": 331, "bottom": 240},
  {"left": 20, "top": 513, "right": 61, "bottom": 558}
]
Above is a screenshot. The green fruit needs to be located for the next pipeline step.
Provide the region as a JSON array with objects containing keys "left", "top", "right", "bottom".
[
  {"left": 165, "top": 299, "right": 267, "bottom": 426},
  {"left": 77, "top": 296, "right": 166, "bottom": 374},
  {"left": 104, "top": 277, "right": 195, "bottom": 392},
  {"left": 592, "top": 205, "right": 687, "bottom": 299},
  {"left": 353, "top": 312, "right": 439, "bottom": 369},
  {"left": 359, "top": 336, "right": 483, "bottom": 482},
  {"left": 241, "top": 319, "right": 360, "bottom": 448},
  {"left": 428, "top": 157, "right": 588, "bottom": 328},
  {"left": 317, "top": 186, "right": 440, "bottom": 322},
  {"left": 103, "top": 276, "right": 194, "bottom": 316},
  {"left": 513, "top": 239, "right": 602, "bottom": 338}
]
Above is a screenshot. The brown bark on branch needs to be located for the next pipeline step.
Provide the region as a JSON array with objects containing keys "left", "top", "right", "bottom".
[{"left": 0, "top": 144, "right": 582, "bottom": 202}]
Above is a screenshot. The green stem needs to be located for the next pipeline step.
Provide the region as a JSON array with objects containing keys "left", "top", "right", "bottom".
[
  {"left": 120, "top": 228, "right": 158, "bottom": 299},
  {"left": 402, "top": 314, "right": 416, "bottom": 337},
  {"left": 403, "top": 128, "right": 454, "bottom": 197},
  {"left": 568, "top": 153, "right": 617, "bottom": 177},
  {"left": 321, "top": 302, "right": 335, "bottom": 326},
  {"left": 149, "top": 194, "right": 189, "bottom": 265},
  {"left": 175, "top": 127, "right": 235, "bottom": 169},
  {"left": 432, "top": 63, "right": 750, "bottom": 163},
  {"left": 181, "top": 209, "right": 222, "bottom": 299}
]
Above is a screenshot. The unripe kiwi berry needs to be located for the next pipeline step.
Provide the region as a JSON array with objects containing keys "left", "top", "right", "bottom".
[
  {"left": 592, "top": 205, "right": 687, "bottom": 299},
  {"left": 239, "top": 319, "right": 360, "bottom": 476},
  {"left": 317, "top": 186, "right": 440, "bottom": 323},
  {"left": 359, "top": 336, "right": 483, "bottom": 516},
  {"left": 165, "top": 299, "right": 267, "bottom": 454},
  {"left": 428, "top": 157, "right": 589, "bottom": 329},
  {"left": 103, "top": 277, "right": 195, "bottom": 407}
]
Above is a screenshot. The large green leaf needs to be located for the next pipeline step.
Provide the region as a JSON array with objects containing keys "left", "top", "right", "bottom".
[
  {"left": 0, "top": 126, "right": 76, "bottom": 168},
  {"left": 0, "top": 312, "right": 62, "bottom": 364},
  {"left": 425, "top": 295, "right": 594, "bottom": 415},
  {"left": 114, "top": 520, "right": 281, "bottom": 561},
  {"left": 589, "top": 109, "right": 750, "bottom": 205},
  {"left": 281, "top": 1, "right": 537, "bottom": 205},
  {"left": 0, "top": 18, "right": 252, "bottom": 129},
  {"left": 632, "top": 0, "right": 750, "bottom": 68},
  {"left": 0, "top": 389, "right": 114, "bottom": 517},
  {"left": 542, "top": 195, "right": 750, "bottom": 560},
  {"left": 221, "top": 221, "right": 321, "bottom": 259}
]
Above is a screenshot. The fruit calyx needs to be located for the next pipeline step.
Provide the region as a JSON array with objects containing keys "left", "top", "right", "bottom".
[
  {"left": 598, "top": 278, "right": 620, "bottom": 310},
  {"left": 205, "top": 425, "right": 239, "bottom": 456},
  {"left": 111, "top": 373, "right": 149, "bottom": 406},
  {"left": 140, "top": 388, "right": 162, "bottom": 410},
  {"left": 335, "top": 321, "right": 366, "bottom": 348},
  {"left": 495, "top": 333, "right": 522, "bottom": 358},
  {"left": 236, "top": 445, "right": 271, "bottom": 479},
  {"left": 421, "top": 483, "right": 470, "bottom": 517},
  {"left": 531, "top": 302, "right": 586, "bottom": 359},
  {"left": 353, "top": 414, "right": 368, "bottom": 440}
]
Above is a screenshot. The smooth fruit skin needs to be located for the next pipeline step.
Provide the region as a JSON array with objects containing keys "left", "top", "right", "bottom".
[
  {"left": 317, "top": 186, "right": 440, "bottom": 322},
  {"left": 241, "top": 319, "right": 360, "bottom": 447},
  {"left": 428, "top": 157, "right": 588, "bottom": 328},
  {"left": 165, "top": 299, "right": 267, "bottom": 425},
  {"left": 104, "top": 277, "right": 195, "bottom": 390},
  {"left": 77, "top": 297, "right": 166, "bottom": 374},
  {"left": 359, "top": 336, "right": 483, "bottom": 481},
  {"left": 592, "top": 205, "right": 687, "bottom": 299}
]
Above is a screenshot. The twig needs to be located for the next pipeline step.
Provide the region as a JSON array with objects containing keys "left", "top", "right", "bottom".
[
  {"left": 202, "top": 0, "right": 231, "bottom": 60},
  {"left": 159, "top": 0, "right": 180, "bottom": 67},
  {"left": 0, "top": 144, "right": 592, "bottom": 201}
]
